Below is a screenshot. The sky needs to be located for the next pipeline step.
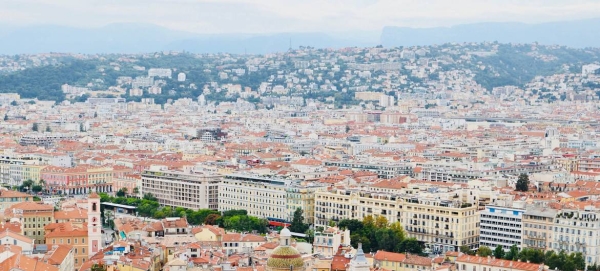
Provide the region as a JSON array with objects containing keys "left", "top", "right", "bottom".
[{"left": 1, "top": 0, "right": 600, "bottom": 33}]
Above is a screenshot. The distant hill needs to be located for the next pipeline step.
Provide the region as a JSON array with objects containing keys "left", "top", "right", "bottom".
[
  {"left": 381, "top": 18, "right": 600, "bottom": 48},
  {"left": 2, "top": 18, "right": 600, "bottom": 54},
  {"left": 0, "top": 23, "right": 376, "bottom": 55}
]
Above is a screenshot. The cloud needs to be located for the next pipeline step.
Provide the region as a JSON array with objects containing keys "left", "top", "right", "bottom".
[{"left": 0, "top": 0, "right": 599, "bottom": 33}]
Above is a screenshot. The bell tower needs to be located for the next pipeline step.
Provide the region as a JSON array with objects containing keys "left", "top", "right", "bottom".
[{"left": 88, "top": 192, "right": 102, "bottom": 256}]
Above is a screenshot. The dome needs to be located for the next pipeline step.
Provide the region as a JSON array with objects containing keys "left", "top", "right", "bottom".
[
  {"left": 280, "top": 227, "right": 292, "bottom": 237},
  {"left": 267, "top": 246, "right": 304, "bottom": 269}
]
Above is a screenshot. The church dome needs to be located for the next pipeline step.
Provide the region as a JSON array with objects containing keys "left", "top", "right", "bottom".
[
  {"left": 266, "top": 246, "right": 304, "bottom": 269},
  {"left": 266, "top": 227, "right": 304, "bottom": 270}
]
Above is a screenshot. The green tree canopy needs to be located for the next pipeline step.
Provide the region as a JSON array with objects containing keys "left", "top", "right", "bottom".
[
  {"left": 289, "top": 208, "right": 309, "bottom": 233},
  {"left": 516, "top": 173, "right": 529, "bottom": 191}
]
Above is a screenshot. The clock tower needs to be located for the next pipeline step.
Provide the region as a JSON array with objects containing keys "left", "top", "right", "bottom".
[{"left": 88, "top": 192, "right": 102, "bottom": 256}]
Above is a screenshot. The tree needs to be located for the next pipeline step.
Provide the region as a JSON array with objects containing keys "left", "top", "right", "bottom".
[
  {"left": 116, "top": 188, "right": 127, "bottom": 197},
  {"left": 94, "top": 112, "right": 98, "bottom": 118},
  {"left": 10, "top": 101, "right": 17, "bottom": 106},
  {"left": 504, "top": 244, "right": 519, "bottom": 260},
  {"left": 3, "top": 114, "right": 7, "bottom": 121},
  {"left": 45, "top": 126, "right": 51, "bottom": 132},
  {"left": 493, "top": 245, "right": 505, "bottom": 259},
  {"left": 398, "top": 238, "right": 423, "bottom": 255},
  {"left": 362, "top": 215, "right": 375, "bottom": 229},
  {"left": 338, "top": 219, "right": 364, "bottom": 232},
  {"left": 477, "top": 246, "right": 493, "bottom": 257},
  {"left": 19, "top": 179, "right": 34, "bottom": 192},
  {"left": 143, "top": 193, "right": 158, "bottom": 201},
  {"left": 32, "top": 123, "right": 39, "bottom": 132},
  {"left": 516, "top": 173, "right": 529, "bottom": 191},
  {"left": 290, "top": 208, "right": 309, "bottom": 233},
  {"left": 80, "top": 123, "right": 85, "bottom": 132},
  {"left": 31, "top": 185, "right": 43, "bottom": 193},
  {"left": 204, "top": 214, "right": 220, "bottom": 225},
  {"left": 133, "top": 187, "right": 140, "bottom": 196},
  {"left": 374, "top": 215, "right": 389, "bottom": 228},
  {"left": 389, "top": 222, "right": 406, "bottom": 241}
]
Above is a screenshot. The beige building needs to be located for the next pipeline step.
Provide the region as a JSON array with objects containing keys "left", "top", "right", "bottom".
[
  {"left": 4, "top": 201, "right": 54, "bottom": 244},
  {"left": 314, "top": 189, "right": 480, "bottom": 252},
  {"left": 402, "top": 196, "right": 480, "bottom": 253},
  {"left": 141, "top": 167, "right": 221, "bottom": 210},
  {"left": 286, "top": 184, "right": 327, "bottom": 225},
  {"left": 521, "top": 204, "right": 556, "bottom": 251}
]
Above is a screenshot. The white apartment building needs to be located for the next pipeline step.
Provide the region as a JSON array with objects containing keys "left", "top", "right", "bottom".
[
  {"left": 177, "top": 72, "right": 186, "bottom": 82},
  {"left": 313, "top": 226, "right": 351, "bottom": 257},
  {"left": 141, "top": 167, "right": 221, "bottom": 210},
  {"left": 479, "top": 203, "right": 525, "bottom": 250},
  {"left": 552, "top": 207, "right": 600, "bottom": 265},
  {"left": 218, "top": 175, "right": 289, "bottom": 220},
  {"left": 148, "top": 68, "right": 172, "bottom": 78}
]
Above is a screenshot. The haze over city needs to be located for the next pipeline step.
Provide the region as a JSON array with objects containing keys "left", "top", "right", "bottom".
[{"left": 1, "top": 1, "right": 600, "bottom": 271}]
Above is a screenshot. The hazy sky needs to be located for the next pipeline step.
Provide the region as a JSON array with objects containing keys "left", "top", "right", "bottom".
[{"left": 1, "top": 0, "right": 600, "bottom": 33}]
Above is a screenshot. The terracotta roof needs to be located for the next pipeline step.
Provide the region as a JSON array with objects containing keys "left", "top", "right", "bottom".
[
  {"left": 374, "top": 251, "right": 406, "bottom": 262},
  {"left": 456, "top": 254, "right": 542, "bottom": 271}
]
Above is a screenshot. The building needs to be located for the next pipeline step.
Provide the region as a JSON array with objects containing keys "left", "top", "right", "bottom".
[
  {"left": 44, "top": 193, "right": 101, "bottom": 269},
  {"left": 479, "top": 203, "right": 525, "bottom": 250},
  {"left": 148, "top": 68, "right": 172, "bottom": 78},
  {"left": 266, "top": 227, "right": 305, "bottom": 271},
  {"left": 552, "top": 207, "right": 600, "bottom": 265},
  {"left": 0, "top": 230, "right": 35, "bottom": 254},
  {"left": 313, "top": 227, "right": 351, "bottom": 257},
  {"left": 197, "top": 127, "right": 227, "bottom": 142},
  {"left": 314, "top": 189, "right": 402, "bottom": 229},
  {"left": 141, "top": 167, "right": 221, "bottom": 210},
  {"left": 41, "top": 165, "right": 114, "bottom": 195},
  {"left": 18, "top": 134, "right": 78, "bottom": 148},
  {"left": 43, "top": 244, "right": 76, "bottom": 271},
  {"left": 177, "top": 72, "right": 186, "bottom": 82},
  {"left": 132, "top": 76, "right": 154, "bottom": 88},
  {"left": 87, "top": 193, "right": 102, "bottom": 257},
  {"left": 455, "top": 254, "right": 543, "bottom": 271},
  {"left": 521, "top": 204, "right": 556, "bottom": 251},
  {"left": 86, "top": 97, "right": 126, "bottom": 104},
  {"left": 4, "top": 201, "right": 54, "bottom": 244},
  {"left": 219, "top": 175, "right": 289, "bottom": 220},
  {"left": 314, "top": 189, "right": 480, "bottom": 253},
  {"left": 401, "top": 197, "right": 480, "bottom": 253},
  {"left": 0, "top": 189, "right": 33, "bottom": 214},
  {"left": 373, "top": 250, "right": 434, "bottom": 271},
  {"left": 286, "top": 184, "right": 326, "bottom": 225},
  {"left": 45, "top": 223, "right": 89, "bottom": 268},
  {"left": 348, "top": 244, "right": 370, "bottom": 271}
]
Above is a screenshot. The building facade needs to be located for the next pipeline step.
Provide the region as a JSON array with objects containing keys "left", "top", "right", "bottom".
[
  {"left": 141, "top": 168, "right": 220, "bottom": 210},
  {"left": 521, "top": 205, "right": 556, "bottom": 251},
  {"left": 479, "top": 204, "right": 524, "bottom": 250},
  {"left": 219, "top": 175, "right": 290, "bottom": 220},
  {"left": 314, "top": 189, "right": 480, "bottom": 253},
  {"left": 552, "top": 208, "right": 600, "bottom": 265}
]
